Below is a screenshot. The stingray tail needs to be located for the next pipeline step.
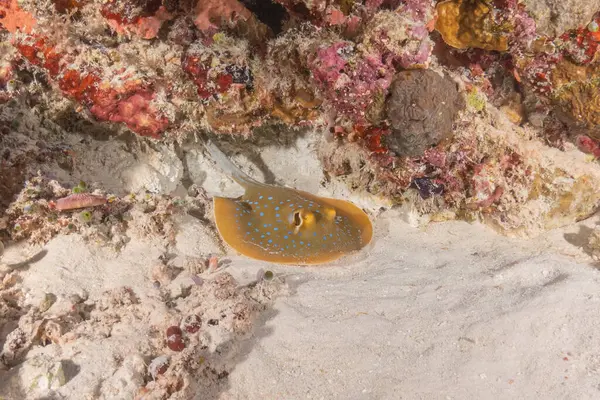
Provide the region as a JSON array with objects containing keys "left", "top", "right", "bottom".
[{"left": 203, "top": 140, "right": 260, "bottom": 187}]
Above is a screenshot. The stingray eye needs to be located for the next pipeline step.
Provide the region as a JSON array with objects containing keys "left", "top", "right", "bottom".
[{"left": 292, "top": 211, "right": 302, "bottom": 227}]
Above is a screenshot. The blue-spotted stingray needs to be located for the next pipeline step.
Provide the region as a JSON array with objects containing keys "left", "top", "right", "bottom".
[{"left": 204, "top": 141, "right": 373, "bottom": 265}]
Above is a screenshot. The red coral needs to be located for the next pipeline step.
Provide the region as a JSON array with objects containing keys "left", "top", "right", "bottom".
[
  {"left": 14, "top": 35, "right": 63, "bottom": 76},
  {"left": 182, "top": 53, "right": 236, "bottom": 99},
  {"left": 13, "top": 33, "right": 169, "bottom": 137},
  {"left": 58, "top": 69, "right": 101, "bottom": 103}
]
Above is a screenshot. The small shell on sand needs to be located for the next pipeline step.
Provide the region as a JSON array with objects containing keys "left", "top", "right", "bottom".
[{"left": 54, "top": 193, "right": 107, "bottom": 211}]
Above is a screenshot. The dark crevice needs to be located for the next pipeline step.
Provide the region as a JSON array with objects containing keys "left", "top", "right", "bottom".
[{"left": 239, "top": 0, "right": 289, "bottom": 35}]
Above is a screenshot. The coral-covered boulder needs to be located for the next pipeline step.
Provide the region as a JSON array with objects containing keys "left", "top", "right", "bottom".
[{"left": 385, "top": 69, "right": 465, "bottom": 157}]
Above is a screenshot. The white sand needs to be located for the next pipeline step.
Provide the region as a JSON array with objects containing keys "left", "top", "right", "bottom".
[
  {"left": 3, "top": 131, "right": 600, "bottom": 399},
  {"left": 224, "top": 216, "right": 600, "bottom": 399}
]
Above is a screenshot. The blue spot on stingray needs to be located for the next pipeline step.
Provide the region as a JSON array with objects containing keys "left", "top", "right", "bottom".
[
  {"left": 313, "top": 232, "right": 317, "bottom": 236},
  {"left": 268, "top": 196, "right": 273, "bottom": 200},
  {"left": 286, "top": 199, "right": 290, "bottom": 202},
  {"left": 275, "top": 214, "right": 280, "bottom": 218},
  {"left": 260, "top": 212, "right": 264, "bottom": 216},
  {"left": 330, "top": 233, "right": 333, "bottom": 237},
  {"left": 266, "top": 232, "right": 271, "bottom": 236},
  {"left": 300, "top": 241, "right": 304, "bottom": 245},
  {"left": 275, "top": 206, "right": 280, "bottom": 211},
  {"left": 247, "top": 222, "right": 252, "bottom": 226},
  {"left": 274, "top": 227, "right": 278, "bottom": 231},
  {"left": 307, "top": 243, "right": 311, "bottom": 247},
  {"left": 259, "top": 196, "right": 263, "bottom": 199},
  {"left": 323, "top": 236, "right": 327, "bottom": 240},
  {"left": 284, "top": 235, "right": 288, "bottom": 239},
  {"left": 263, "top": 224, "right": 268, "bottom": 228},
  {"left": 255, "top": 228, "right": 259, "bottom": 232},
  {"left": 268, "top": 239, "right": 272, "bottom": 243},
  {"left": 261, "top": 234, "right": 265, "bottom": 238}
]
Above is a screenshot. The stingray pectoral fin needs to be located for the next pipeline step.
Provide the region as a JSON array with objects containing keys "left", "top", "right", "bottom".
[
  {"left": 213, "top": 196, "right": 249, "bottom": 254},
  {"left": 321, "top": 197, "right": 374, "bottom": 247},
  {"left": 214, "top": 196, "right": 276, "bottom": 262},
  {"left": 214, "top": 196, "right": 290, "bottom": 263}
]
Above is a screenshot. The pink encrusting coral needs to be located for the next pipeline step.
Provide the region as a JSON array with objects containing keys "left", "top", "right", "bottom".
[{"left": 307, "top": 42, "right": 393, "bottom": 126}]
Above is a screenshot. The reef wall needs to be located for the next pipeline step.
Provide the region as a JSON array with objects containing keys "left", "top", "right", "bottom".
[{"left": 2, "top": 0, "right": 600, "bottom": 237}]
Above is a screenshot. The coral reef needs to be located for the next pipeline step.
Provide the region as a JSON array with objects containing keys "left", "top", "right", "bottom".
[{"left": 0, "top": 0, "right": 599, "bottom": 236}]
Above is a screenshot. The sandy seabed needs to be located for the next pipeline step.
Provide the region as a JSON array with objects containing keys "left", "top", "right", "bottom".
[{"left": 2, "top": 132, "right": 600, "bottom": 400}]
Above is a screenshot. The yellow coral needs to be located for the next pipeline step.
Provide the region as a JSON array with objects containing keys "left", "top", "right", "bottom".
[{"left": 435, "top": 0, "right": 509, "bottom": 51}]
